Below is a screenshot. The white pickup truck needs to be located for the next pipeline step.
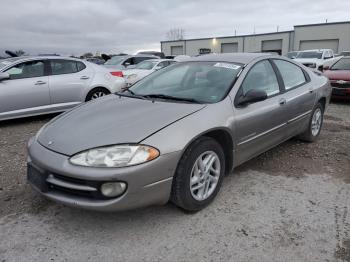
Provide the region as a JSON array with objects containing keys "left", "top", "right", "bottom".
[{"left": 294, "top": 49, "right": 336, "bottom": 70}]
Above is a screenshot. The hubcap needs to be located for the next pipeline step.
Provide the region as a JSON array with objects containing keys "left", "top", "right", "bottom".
[
  {"left": 91, "top": 91, "right": 106, "bottom": 100},
  {"left": 190, "top": 151, "right": 221, "bottom": 201},
  {"left": 311, "top": 108, "right": 322, "bottom": 136}
]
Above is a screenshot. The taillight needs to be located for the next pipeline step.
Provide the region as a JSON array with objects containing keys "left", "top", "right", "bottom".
[{"left": 110, "top": 71, "right": 123, "bottom": 77}]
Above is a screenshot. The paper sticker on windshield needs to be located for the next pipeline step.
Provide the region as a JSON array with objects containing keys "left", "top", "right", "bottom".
[{"left": 214, "top": 63, "right": 240, "bottom": 70}]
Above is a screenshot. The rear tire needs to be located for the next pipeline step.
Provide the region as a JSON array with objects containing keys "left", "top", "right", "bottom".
[
  {"left": 298, "top": 102, "right": 324, "bottom": 142},
  {"left": 171, "top": 137, "right": 225, "bottom": 212},
  {"left": 86, "top": 87, "right": 110, "bottom": 101}
]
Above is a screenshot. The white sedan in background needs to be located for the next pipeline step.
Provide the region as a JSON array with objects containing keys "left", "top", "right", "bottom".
[
  {"left": 123, "top": 59, "right": 176, "bottom": 86},
  {"left": 0, "top": 56, "right": 126, "bottom": 121}
]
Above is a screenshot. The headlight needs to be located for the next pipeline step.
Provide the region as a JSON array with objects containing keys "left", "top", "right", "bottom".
[
  {"left": 69, "top": 145, "right": 159, "bottom": 167},
  {"left": 127, "top": 74, "right": 137, "bottom": 80}
]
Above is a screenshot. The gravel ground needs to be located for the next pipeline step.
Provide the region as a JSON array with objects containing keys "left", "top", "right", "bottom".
[{"left": 0, "top": 101, "right": 349, "bottom": 262}]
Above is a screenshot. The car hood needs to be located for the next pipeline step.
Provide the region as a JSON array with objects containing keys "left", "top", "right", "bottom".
[
  {"left": 323, "top": 70, "right": 350, "bottom": 81},
  {"left": 37, "top": 95, "right": 205, "bottom": 156}
]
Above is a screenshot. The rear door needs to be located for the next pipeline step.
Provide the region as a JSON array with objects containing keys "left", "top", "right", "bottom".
[
  {"left": 0, "top": 60, "right": 50, "bottom": 117},
  {"left": 271, "top": 59, "right": 316, "bottom": 137},
  {"left": 232, "top": 59, "right": 290, "bottom": 165},
  {"left": 48, "top": 59, "right": 92, "bottom": 104}
]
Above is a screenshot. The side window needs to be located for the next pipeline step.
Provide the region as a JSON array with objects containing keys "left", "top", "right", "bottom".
[
  {"left": 76, "top": 61, "right": 86, "bottom": 71},
  {"left": 134, "top": 57, "right": 152, "bottom": 64},
  {"left": 241, "top": 60, "right": 280, "bottom": 97},
  {"left": 50, "top": 60, "right": 80, "bottom": 75},
  {"left": 123, "top": 58, "right": 134, "bottom": 66},
  {"left": 5, "top": 61, "right": 44, "bottom": 80},
  {"left": 273, "top": 60, "right": 306, "bottom": 90}
]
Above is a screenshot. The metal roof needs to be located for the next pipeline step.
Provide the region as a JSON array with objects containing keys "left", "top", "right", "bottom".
[{"left": 185, "top": 53, "right": 271, "bottom": 65}]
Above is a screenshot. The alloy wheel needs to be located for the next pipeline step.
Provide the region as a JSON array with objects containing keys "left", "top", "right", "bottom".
[
  {"left": 190, "top": 151, "right": 221, "bottom": 201},
  {"left": 311, "top": 108, "right": 322, "bottom": 136}
]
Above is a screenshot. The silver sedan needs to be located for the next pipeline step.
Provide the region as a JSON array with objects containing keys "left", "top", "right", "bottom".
[
  {"left": 0, "top": 56, "right": 126, "bottom": 121},
  {"left": 27, "top": 53, "right": 331, "bottom": 212}
]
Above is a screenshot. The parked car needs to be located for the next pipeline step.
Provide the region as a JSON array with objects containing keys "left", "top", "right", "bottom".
[
  {"left": 285, "top": 51, "right": 299, "bottom": 59},
  {"left": 137, "top": 51, "right": 165, "bottom": 59},
  {"left": 103, "top": 55, "right": 157, "bottom": 73},
  {"left": 123, "top": 59, "right": 176, "bottom": 86},
  {"left": 0, "top": 56, "right": 126, "bottom": 121},
  {"left": 294, "top": 49, "right": 334, "bottom": 70},
  {"left": 323, "top": 56, "right": 350, "bottom": 99},
  {"left": 27, "top": 53, "right": 331, "bottom": 212}
]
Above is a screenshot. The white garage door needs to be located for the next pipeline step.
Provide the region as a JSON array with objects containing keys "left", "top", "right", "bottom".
[
  {"left": 221, "top": 43, "right": 238, "bottom": 53},
  {"left": 262, "top": 40, "right": 282, "bottom": 52},
  {"left": 171, "top": 46, "right": 184, "bottom": 56},
  {"left": 299, "top": 39, "right": 339, "bottom": 53}
]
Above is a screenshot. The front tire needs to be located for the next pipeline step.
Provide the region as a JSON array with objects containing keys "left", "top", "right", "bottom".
[
  {"left": 171, "top": 137, "right": 225, "bottom": 212},
  {"left": 298, "top": 102, "right": 324, "bottom": 142}
]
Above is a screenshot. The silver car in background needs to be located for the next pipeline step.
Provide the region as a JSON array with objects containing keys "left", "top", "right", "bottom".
[
  {"left": 123, "top": 59, "right": 176, "bottom": 86},
  {"left": 103, "top": 54, "right": 158, "bottom": 71},
  {"left": 0, "top": 56, "right": 126, "bottom": 121},
  {"left": 27, "top": 53, "right": 331, "bottom": 212}
]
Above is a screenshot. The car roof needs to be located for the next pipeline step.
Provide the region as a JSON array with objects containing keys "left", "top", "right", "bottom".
[
  {"left": 185, "top": 53, "right": 271, "bottom": 65},
  {"left": 143, "top": 59, "right": 174, "bottom": 62}
]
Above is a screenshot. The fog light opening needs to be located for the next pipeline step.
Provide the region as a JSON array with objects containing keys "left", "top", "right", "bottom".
[{"left": 100, "top": 182, "right": 127, "bottom": 197}]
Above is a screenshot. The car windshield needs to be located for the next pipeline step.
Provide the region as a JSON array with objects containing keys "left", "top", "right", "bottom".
[
  {"left": 135, "top": 61, "right": 157, "bottom": 70},
  {"left": 129, "top": 61, "right": 241, "bottom": 103},
  {"left": 297, "top": 51, "right": 323, "bottom": 59},
  {"left": 331, "top": 58, "right": 350, "bottom": 70},
  {"left": 104, "top": 56, "right": 126, "bottom": 65}
]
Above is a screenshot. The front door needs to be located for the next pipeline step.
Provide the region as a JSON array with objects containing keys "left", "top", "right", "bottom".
[
  {"left": 232, "top": 59, "right": 289, "bottom": 166},
  {"left": 0, "top": 60, "right": 50, "bottom": 119}
]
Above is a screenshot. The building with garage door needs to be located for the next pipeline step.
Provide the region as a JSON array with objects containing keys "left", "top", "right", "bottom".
[{"left": 161, "top": 21, "right": 350, "bottom": 56}]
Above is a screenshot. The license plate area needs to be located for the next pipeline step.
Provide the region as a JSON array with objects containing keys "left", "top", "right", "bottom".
[{"left": 27, "top": 164, "right": 48, "bottom": 192}]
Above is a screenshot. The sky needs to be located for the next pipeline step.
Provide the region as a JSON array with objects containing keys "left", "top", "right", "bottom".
[{"left": 1, "top": 0, "right": 350, "bottom": 56}]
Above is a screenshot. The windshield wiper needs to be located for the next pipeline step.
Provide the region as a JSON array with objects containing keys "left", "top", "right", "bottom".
[
  {"left": 142, "top": 94, "right": 202, "bottom": 104},
  {"left": 115, "top": 90, "right": 147, "bottom": 100}
]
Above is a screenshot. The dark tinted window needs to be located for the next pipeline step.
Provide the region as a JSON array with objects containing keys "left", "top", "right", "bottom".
[
  {"left": 5, "top": 60, "right": 44, "bottom": 79},
  {"left": 50, "top": 60, "right": 85, "bottom": 75},
  {"left": 134, "top": 57, "right": 153, "bottom": 64},
  {"left": 241, "top": 60, "right": 279, "bottom": 97},
  {"left": 274, "top": 60, "right": 306, "bottom": 90}
]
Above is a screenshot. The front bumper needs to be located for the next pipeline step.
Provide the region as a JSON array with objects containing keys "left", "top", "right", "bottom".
[{"left": 27, "top": 138, "right": 181, "bottom": 211}]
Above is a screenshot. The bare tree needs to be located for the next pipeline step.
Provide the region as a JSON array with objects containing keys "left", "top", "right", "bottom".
[{"left": 166, "top": 28, "right": 185, "bottom": 41}]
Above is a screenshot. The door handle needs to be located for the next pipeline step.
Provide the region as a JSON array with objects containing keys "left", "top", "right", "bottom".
[
  {"left": 279, "top": 98, "right": 287, "bottom": 105},
  {"left": 80, "top": 76, "right": 89, "bottom": 80},
  {"left": 35, "top": 81, "right": 46, "bottom": 85},
  {"left": 309, "top": 88, "right": 314, "bottom": 93}
]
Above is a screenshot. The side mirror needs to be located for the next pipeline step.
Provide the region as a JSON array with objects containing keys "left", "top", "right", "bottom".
[
  {"left": 154, "top": 65, "right": 163, "bottom": 70},
  {"left": 323, "top": 65, "right": 330, "bottom": 71},
  {"left": 0, "top": 72, "right": 10, "bottom": 81},
  {"left": 237, "top": 89, "right": 268, "bottom": 106},
  {"left": 124, "top": 62, "right": 131, "bottom": 67}
]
